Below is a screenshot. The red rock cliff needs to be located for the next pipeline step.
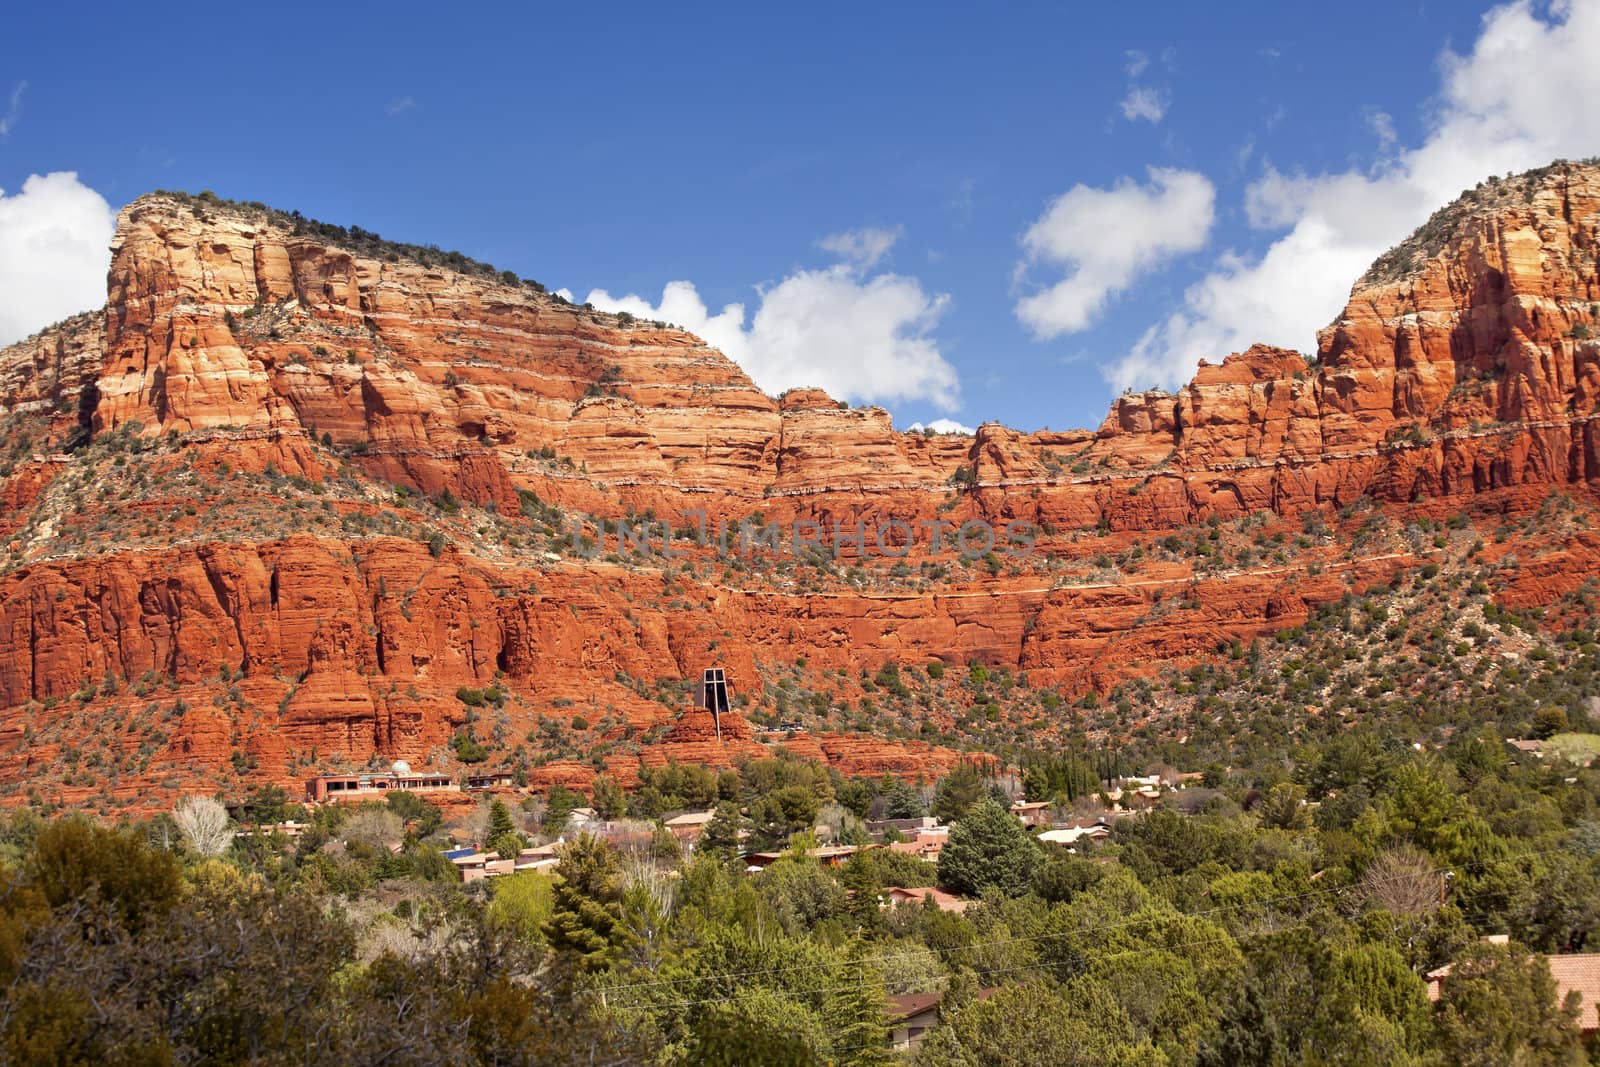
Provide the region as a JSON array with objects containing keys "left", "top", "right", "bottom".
[{"left": 0, "top": 164, "right": 1597, "bottom": 808}]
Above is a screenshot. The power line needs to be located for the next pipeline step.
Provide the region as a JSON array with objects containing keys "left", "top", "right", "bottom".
[
  {"left": 605, "top": 929, "right": 1247, "bottom": 1014},
  {"left": 596, "top": 856, "right": 1573, "bottom": 1067},
  {"left": 585, "top": 843, "right": 1560, "bottom": 1008}
]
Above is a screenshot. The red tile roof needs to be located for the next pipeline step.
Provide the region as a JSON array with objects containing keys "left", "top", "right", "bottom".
[
  {"left": 1550, "top": 954, "right": 1600, "bottom": 1032},
  {"left": 883, "top": 886, "right": 971, "bottom": 912},
  {"left": 1428, "top": 950, "right": 1600, "bottom": 1032},
  {"left": 885, "top": 992, "right": 942, "bottom": 1022},
  {"left": 885, "top": 987, "right": 998, "bottom": 1023}
]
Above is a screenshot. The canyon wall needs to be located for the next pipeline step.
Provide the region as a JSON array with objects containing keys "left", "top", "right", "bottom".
[{"left": 1, "top": 163, "right": 1598, "bottom": 803}]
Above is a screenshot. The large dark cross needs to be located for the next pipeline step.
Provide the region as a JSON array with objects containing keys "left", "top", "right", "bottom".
[{"left": 700, "top": 667, "right": 729, "bottom": 743}]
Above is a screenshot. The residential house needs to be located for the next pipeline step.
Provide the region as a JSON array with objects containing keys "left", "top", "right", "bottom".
[
  {"left": 1010, "top": 800, "right": 1053, "bottom": 828},
  {"left": 743, "top": 844, "right": 872, "bottom": 873},
  {"left": 889, "top": 831, "right": 947, "bottom": 863},
  {"left": 886, "top": 988, "right": 997, "bottom": 1051},
  {"left": 1546, "top": 955, "right": 1600, "bottom": 1032},
  {"left": 881, "top": 886, "right": 972, "bottom": 913},
  {"left": 232, "top": 821, "right": 308, "bottom": 840},
  {"left": 1037, "top": 822, "right": 1112, "bottom": 849},
  {"left": 663, "top": 809, "right": 717, "bottom": 848},
  {"left": 887, "top": 840, "right": 943, "bottom": 862},
  {"left": 450, "top": 852, "right": 516, "bottom": 884},
  {"left": 866, "top": 816, "right": 942, "bottom": 836},
  {"left": 1102, "top": 774, "right": 1166, "bottom": 807},
  {"left": 1427, "top": 938, "right": 1600, "bottom": 1033},
  {"left": 1120, "top": 786, "right": 1162, "bottom": 810},
  {"left": 886, "top": 993, "right": 943, "bottom": 1052},
  {"left": 305, "top": 762, "right": 458, "bottom": 803},
  {"left": 886, "top": 827, "right": 948, "bottom": 863},
  {"left": 514, "top": 844, "right": 562, "bottom": 873},
  {"left": 465, "top": 770, "right": 518, "bottom": 790},
  {"left": 450, "top": 843, "right": 564, "bottom": 883},
  {"left": 449, "top": 852, "right": 488, "bottom": 882}
]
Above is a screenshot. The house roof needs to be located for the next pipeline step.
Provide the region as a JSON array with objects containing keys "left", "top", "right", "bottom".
[
  {"left": 883, "top": 886, "right": 971, "bottom": 912},
  {"left": 865, "top": 816, "right": 942, "bottom": 832},
  {"left": 885, "top": 987, "right": 998, "bottom": 1023},
  {"left": 746, "top": 844, "right": 869, "bottom": 864},
  {"left": 1551, "top": 955, "right": 1600, "bottom": 1031},
  {"left": 1037, "top": 825, "right": 1111, "bottom": 845},
  {"left": 518, "top": 843, "right": 561, "bottom": 859},
  {"left": 885, "top": 992, "right": 942, "bottom": 1022},
  {"left": 1428, "top": 949, "right": 1600, "bottom": 1032},
  {"left": 664, "top": 810, "right": 717, "bottom": 827}
]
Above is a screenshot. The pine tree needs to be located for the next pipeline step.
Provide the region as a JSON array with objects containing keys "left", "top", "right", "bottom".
[
  {"left": 488, "top": 798, "right": 515, "bottom": 840},
  {"left": 590, "top": 774, "right": 627, "bottom": 820},
  {"left": 545, "top": 784, "right": 577, "bottom": 835},
  {"left": 822, "top": 950, "right": 892, "bottom": 1066},
  {"left": 701, "top": 801, "right": 744, "bottom": 858},
  {"left": 541, "top": 833, "right": 632, "bottom": 973},
  {"left": 839, "top": 854, "right": 885, "bottom": 934},
  {"left": 884, "top": 777, "right": 924, "bottom": 819},
  {"left": 931, "top": 761, "right": 988, "bottom": 822},
  {"left": 936, "top": 797, "right": 1039, "bottom": 897}
]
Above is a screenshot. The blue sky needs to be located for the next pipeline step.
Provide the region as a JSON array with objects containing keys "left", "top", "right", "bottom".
[{"left": 3, "top": 1, "right": 1598, "bottom": 432}]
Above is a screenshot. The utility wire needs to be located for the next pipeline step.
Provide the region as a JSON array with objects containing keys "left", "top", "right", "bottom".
[
  {"left": 583, "top": 842, "right": 1540, "bottom": 999},
  {"left": 599, "top": 855, "right": 1567, "bottom": 1061}
]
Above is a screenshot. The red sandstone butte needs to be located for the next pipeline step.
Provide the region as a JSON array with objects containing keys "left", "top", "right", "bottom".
[{"left": 1, "top": 163, "right": 1598, "bottom": 805}]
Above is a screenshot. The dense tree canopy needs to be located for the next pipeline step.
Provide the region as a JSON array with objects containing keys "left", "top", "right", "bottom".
[{"left": 2, "top": 570, "right": 1599, "bottom": 1063}]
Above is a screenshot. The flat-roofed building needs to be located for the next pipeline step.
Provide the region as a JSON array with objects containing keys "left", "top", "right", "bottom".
[
  {"left": 464, "top": 770, "right": 518, "bottom": 790},
  {"left": 305, "top": 762, "right": 458, "bottom": 803}
]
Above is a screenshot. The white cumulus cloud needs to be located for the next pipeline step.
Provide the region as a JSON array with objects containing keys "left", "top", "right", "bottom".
[
  {"left": 905, "top": 418, "right": 975, "bottom": 435},
  {"left": 1014, "top": 166, "right": 1215, "bottom": 337},
  {"left": 584, "top": 241, "right": 958, "bottom": 410},
  {"left": 1118, "top": 48, "right": 1174, "bottom": 124},
  {"left": 1120, "top": 86, "right": 1168, "bottom": 123},
  {"left": 817, "top": 226, "right": 902, "bottom": 268},
  {"left": 0, "top": 172, "right": 115, "bottom": 347},
  {"left": 1109, "top": 0, "right": 1600, "bottom": 391}
]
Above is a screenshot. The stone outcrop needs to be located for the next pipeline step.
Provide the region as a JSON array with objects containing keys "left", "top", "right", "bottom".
[
  {"left": 2, "top": 164, "right": 1599, "bottom": 806},
  {"left": 970, "top": 164, "right": 1600, "bottom": 530},
  {"left": 69, "top": 194, "right": 977, "bottom": 523}
]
